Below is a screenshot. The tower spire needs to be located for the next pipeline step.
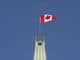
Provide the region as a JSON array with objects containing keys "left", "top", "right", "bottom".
[{"left": 33, "top": 33, "right": 47, "bottom": 60}]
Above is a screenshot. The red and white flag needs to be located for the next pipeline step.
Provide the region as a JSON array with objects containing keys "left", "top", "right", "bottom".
[{"left": 40, "top": 14, "right": 56, "bottom": 24}]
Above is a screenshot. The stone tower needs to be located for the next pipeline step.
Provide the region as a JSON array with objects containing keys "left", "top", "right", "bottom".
[{"left": 33, "top": 37, "right": 47, "bottom": 60}]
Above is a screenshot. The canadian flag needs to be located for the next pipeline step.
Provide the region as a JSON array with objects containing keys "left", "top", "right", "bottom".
[{"left": 40, "top": 14, "right": 56, "bottom": 24}]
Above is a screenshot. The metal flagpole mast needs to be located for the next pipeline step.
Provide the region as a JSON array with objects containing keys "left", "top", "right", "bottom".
[{"left": 33, "top": 1, "right": 47, "bottom": 60}]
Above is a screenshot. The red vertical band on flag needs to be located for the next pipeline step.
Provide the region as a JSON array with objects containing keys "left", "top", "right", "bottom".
[
  {"left": 52, "top": 16, "right": 56, "bottom": 21},
  {"left": 40, "top": 15, "right": 44, "bottom": 24}
]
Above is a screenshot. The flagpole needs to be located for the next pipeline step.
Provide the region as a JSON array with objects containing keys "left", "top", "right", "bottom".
[{"left": 37, "top": 14, "right": 45, "bottom": 41}]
